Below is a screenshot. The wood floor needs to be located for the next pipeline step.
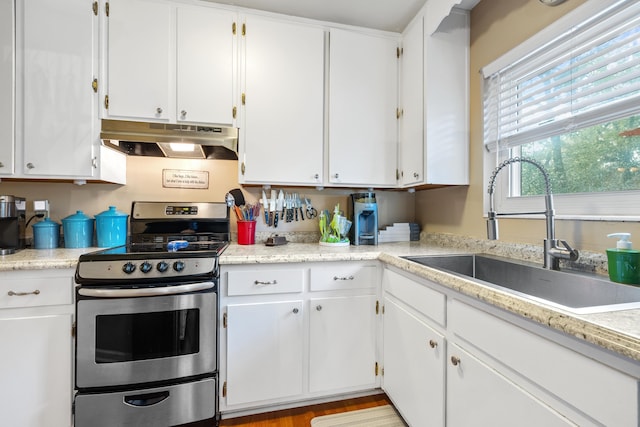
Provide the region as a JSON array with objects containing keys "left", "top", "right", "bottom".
[{"left": 216, "top": 394, "right": 392, "bottom": 427}]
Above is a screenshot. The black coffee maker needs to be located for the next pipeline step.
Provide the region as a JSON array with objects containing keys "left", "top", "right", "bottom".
[
  {"left": 348, "top": 192, "right": 378, "bottom": 245},
  {"left": 0, "top": 195, "right": 25, "bottom": 255}
]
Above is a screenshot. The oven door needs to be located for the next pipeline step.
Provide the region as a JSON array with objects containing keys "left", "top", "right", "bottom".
[{"left": 76, "top": 282, "right": 216, "bottom": 389}]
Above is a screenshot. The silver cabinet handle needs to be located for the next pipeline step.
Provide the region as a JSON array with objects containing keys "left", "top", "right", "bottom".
[
  {"left": 333, "top": 275, "right": 354, "bottom": 281},
  {"left": 8, "top": 290, "right": 40, "bottom": 296},
  {"left": 413, "top": 172, "right": 420, "bottom": 178},
  {"left": 180, "top": 110, "right": 187, "bottom": 118},
  {"left": 26, "top": 163, "right": 35, "bottom": 169},
  {"left": 254, "top": 280, "right": 277, "bottom": 285},
  {"left": 429, "top": 339, "right": 438, "bottom": 348},
  {"left": 292, "top": 308, "right": 299, "bottom": 314},
  {"left": 156, "top": 107, "right": 163, "bottom": 114},
  {"left": 316, "top": 305, "right": 322, "bottom": 311},
  {"left": 333, "top": 173, "right": 339, "bottom": 179},
  {"left": 450, "top": 356, "right": 461, "bottom": 366}
]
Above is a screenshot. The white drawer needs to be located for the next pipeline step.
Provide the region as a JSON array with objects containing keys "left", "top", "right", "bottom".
[
  {"left": 450, "top": 299, "right": 639, "bottom": 427},
  {"left": 384, "top": 269, "right": 446, "bottom": 326},
  {"left": 310, "top": 263, "right": 378, "bottom": 291},
  {"left": 0, "top": 272, "right": 74, "bottom": 309},
  {"left": 226, "top": 267, "right": 304, "bottom": 296}
]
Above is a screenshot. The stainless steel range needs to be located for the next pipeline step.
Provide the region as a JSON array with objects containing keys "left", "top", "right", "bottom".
[{"left": 74, "top": 201, "right": 229, "bottom": 427}]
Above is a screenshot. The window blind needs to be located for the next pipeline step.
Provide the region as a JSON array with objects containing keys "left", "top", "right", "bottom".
[{"left": 483, "top": 0, "right": 640, "bottom": 153}]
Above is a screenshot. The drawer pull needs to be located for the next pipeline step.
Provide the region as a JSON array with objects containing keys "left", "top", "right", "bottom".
[
  {"left": 429, "top": 339, "right": 438, "bottom": 348},
  {"left": 316, "top": 305, "right": 322, "bottom": 311},
  {"left": 450, "top": 356, "right": 461, "bottom": 366},
  {"left": 333, "top": 275, "right": 354, "bottom": 281},
  {"left": 254, "top": 280, "right": 277, "bottom": 285},
  {"left": 8, "top": 289, "right": 41, "bottom": 297},
  {"left": 292, "top": 308, "right": 299, "bottom": 314}
]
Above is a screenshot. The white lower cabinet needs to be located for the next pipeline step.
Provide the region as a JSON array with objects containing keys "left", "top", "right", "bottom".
[
  {"left": 220, "top": 261, "right": 380, "bottom": 415},
  {"left": 382, "top": 266, "right": 640, "bottom": 427},
  {"left": 382, "top": 296, "right": 444, "bottom": 427},
  {"left": 0, "top": 269, "right": 75, "bottom": 427}
]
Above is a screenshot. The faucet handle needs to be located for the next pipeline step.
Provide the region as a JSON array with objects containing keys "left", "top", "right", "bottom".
[{"left": 558, "top": 240, "right": 580, "bottom": 261}]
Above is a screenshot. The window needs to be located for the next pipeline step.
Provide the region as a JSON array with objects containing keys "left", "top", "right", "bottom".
[{"left": 482, "top": 0, "right": 640, "bottom": 219}]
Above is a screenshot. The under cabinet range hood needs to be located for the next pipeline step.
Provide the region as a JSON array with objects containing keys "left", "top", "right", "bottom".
[{"left": 100, "top": 119, "right": 239, "bottom": 160}]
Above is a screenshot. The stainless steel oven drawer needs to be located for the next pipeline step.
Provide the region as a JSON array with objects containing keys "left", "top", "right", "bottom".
[{"left": 74, "top": 377, "right": 216, "bottom": 427}]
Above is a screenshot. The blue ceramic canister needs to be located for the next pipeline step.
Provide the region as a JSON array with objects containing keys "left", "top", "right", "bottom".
[
  {"left": 95, "top": 206, "right": 129, "bottom": 247},
  {"left": 61, "top": 210, "right": 95, "bottom": 248},
  {"left": 32, "top": 218, "right": 61, "bottom": 249}
]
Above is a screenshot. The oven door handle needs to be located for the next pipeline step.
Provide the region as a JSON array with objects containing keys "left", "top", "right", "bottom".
[{"left": 77, "top": 281, "right": 214, "bottom": 298}]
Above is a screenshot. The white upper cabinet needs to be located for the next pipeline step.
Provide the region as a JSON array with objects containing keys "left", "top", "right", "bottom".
[
  {"left": 105, "top": 0, "right": 172, "bottom": 121},
  {"left": 238, "top": 14, "right": 324, "bottom": 185},
  {"left": 0, "top": 0, "right": 14, "bottom": 176},
  {"left": 328, "top": 28, "right": 398, "bottom": 187},
  {"left": 16, "top": 0, "right": 100, "bottom": 178},
  {"left": 105, "top": 0, "right": 236, "bottom": 125},
  {"left": 423, "top": 8, "right": 469, "bottom": 185},
  {"left": 398, "top": 16, "right": 424, "bottom": 187}
]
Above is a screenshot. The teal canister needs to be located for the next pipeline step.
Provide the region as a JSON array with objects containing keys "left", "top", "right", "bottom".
[
  {"left": 32, "top": 218, "right": 60, "bottom": 249},
  {"left": 95, "top": 206, "right": 128, "bottom": 247},
  {"left": 606, "top": 233, "right": 640, "bottom": 285},
  {"left": 62, "top": 210, "right": 94, "bottom": 248}
]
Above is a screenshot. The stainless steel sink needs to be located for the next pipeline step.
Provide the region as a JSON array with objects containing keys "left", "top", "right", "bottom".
[{"left": 403, "top": 254, "right": 640, "bottom": 314}]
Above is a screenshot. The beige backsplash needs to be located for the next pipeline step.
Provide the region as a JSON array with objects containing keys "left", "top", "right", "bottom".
[{"left": 0, "top": 155, "right": 415, "bottom": 239}]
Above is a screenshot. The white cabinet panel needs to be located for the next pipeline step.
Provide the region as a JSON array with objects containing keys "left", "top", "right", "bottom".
[
  {"left": 226, "top": 301, "right": 304, "bottom": 405},
  {"left": 106, "top": 0, "right": 171, "bottom": 121},
  {"left": 239, "top": 14, "right": 324, "bottom": 185},
  {"left": 18, "top": 0, "right": 96, "bottom": 177},
  {"left": 0, "top": 0, "right": 14, "bottom": 176},
  {"left": 176, "top": 6, "right": 235, "bottom": 125},
  {"left": 328, "top": 28, "right": 398, "bottom": 187},
  {"left": 309, "top": 295, "right": 377, "bottom": 393}
]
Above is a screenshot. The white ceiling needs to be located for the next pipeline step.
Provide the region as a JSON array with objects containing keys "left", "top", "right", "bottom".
[{"left": 203, "top": 0, "right": 479, "bottom": 33}]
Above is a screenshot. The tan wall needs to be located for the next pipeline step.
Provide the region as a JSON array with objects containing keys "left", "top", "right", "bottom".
[
  {"left": 0, "top": 156, "right": 414, "bottom": 239},
  {"left": 416, "top": 0, "right": 637, "bottom": 254}
]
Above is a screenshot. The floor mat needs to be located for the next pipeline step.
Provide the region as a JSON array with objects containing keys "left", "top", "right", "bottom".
[{"left": 310, "top": 405, "right": 407, "bottom": 427}]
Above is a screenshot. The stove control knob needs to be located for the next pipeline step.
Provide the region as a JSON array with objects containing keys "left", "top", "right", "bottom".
[
  {"left": 122, "top": 262, "right": 136, "bottom": 274},
  {"left": 140, "top": 261, "right": 153, "bottom": 273},
  {"left": 173, "top": 261, "right": 186, "bottom": 272},
  {"left": 157, "top": 261, "right": 169, "bottom": 273}
]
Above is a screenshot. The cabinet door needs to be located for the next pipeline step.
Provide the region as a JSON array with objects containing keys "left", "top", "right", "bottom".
[
  {"left": 176, "top": 6, "right": 235, "bottom": 125},
  {"left": 447, "top": 343, "right": 575, "bottom": 427},
  {"left": 225, "top": 301, "right": 304, "bottom": 405},
  {"left": 0, "top": 0, "right": 13, "bottom": 176},
  {"left": 240, "top": 15, "right": 324, "bottom": 185},
  {"left": 328, "top": 28, "right": 398, "bottom": 187},
  {"left": 106, "top": 0, "right": 171, "bottom": 121},
  {"left": 383, "top": 297, "right": 444, "bottom": 427},
  {"left": 399, "top": 17, "right": 424, "bottom": 186},
  {"left": 18, "top": 0, "right": 96, "bottom": 177},
  {"left": 0, "top": 314, "right": 73, "bottom": 427},
  {"left": 309, "top": 295, "right": 377, "bottom": 393}
]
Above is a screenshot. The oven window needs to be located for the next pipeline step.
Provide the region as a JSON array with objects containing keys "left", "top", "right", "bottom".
[{"left": 95, "top": 309, "right": 200, "bottom": 363}]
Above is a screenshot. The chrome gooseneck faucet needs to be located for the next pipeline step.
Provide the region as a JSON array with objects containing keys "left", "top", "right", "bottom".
[{"left": 487, "top": 157, "right": 579, "bottom": 270}]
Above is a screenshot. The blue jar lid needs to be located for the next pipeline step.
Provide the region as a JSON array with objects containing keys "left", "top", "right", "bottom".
[
  {"left": 32, "top": 217, "right": 60, "bottom": 229},
  {"left": 62, "top": 210, "right": 92, "bottom": 223},
  {"left": 95, "top": 206, "right": 128, "bottom": 218}
]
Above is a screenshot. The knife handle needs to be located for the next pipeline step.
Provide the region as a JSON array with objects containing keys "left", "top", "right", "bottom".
[
  {"left": 274, "top": 212, "right": 279, "bottom": 227},
  {"left": 299, "top": 207, "right": 305, "bottom": 221},
  {"left": 264, "top": 211, "right": 269, "bottom": 225}
]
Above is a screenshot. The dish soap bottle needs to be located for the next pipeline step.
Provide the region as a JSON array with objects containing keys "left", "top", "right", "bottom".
[{"left": 606, "top": 233, "right": 640, "bottom": 285}]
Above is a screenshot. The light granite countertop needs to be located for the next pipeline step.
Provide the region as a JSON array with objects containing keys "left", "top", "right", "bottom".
[{"left": 2, "top": 238, "right": 639, "bottom": 363}]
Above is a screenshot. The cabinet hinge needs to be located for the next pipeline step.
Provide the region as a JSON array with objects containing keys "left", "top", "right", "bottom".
[
  {"left": 223, "top": 312, "right": 227, "bottom": 328},
  {"left": 232, "top": 106, "right": 237, "bottom": 119},
  {"left": 397, "top": 47, "right": 402, "bottom": 58},
  {"left": 222, "top": 381, "right": 227, "bottom": 397},
  {"left": 92, "top": 78, "right": 98, "bottom": 93},
  {"left": 241, "top": 162, "right": 246, "bottom": 175},
  {"left": 92, "top": 1, "right": 98, "bottom": 16},
  {"left": 232, "top": 22, "right": 236, "bottom": 35},
  {"left": 396, "top": 169, "right": 400, "bottom": 181},
  {"left": 241, "top": 93, "right": 246, "bottom": 105},
  {"left": 396, "top": 108, "right": 403, "bottom": 119},
  {"left": 381, "top": 367, "right": 385, "bottom": 376},
  {"left": 105, "top": 2, "right": 109, "bottom": 17},
  {"left": 242, "top": 23, "right": 246, "bottom": 36},
  {"left": 71, "top": 321, "right": 76, "bottom": 338},
  {"left": 92, "top": 157, "right": 98, "bottom": 169},
  {"left": 375, "top": 300, "right": 379, "bottom": 315},
  {"left": 104, "top": 95, "right": 109, "bottom": 109},
  {"left": 375, "top": 362, "right": 379, "bottom": 376}
]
